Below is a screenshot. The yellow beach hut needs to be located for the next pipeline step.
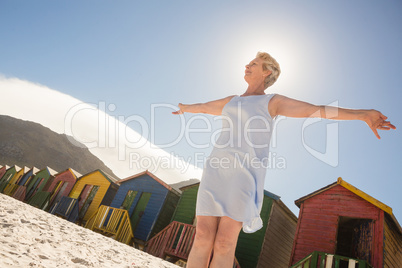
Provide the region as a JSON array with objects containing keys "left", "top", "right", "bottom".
[
  {"left": 69, "top": 169, "right": 119, "bottom": 223},
  {"left": 2, "top": 166, "right": 30, "bottom": 196}
]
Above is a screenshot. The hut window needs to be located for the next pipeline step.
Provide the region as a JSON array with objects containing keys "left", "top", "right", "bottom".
[{"left": 336, "top": 217, "right": 373, "bottom": 264}]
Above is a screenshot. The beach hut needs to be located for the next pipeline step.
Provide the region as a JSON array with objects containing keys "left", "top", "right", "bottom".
[
  {"left": 147, "top": 182, "right": 297, "bottom": 268},
  {"left": 28, "top": 168, "right": 81, "bottom": 210},
  {"left": 11, "top": 167, "right": 39, "bottom": 201},
  {"left": 24, "top": 167, "right": 58, "bottom": 201},
  {"left": 235, "top": 190, "right": 298, "bottom": 268},
  {"left": 45, "top": 168, "right": 81, "bottom": 207},
  {"left": 0, "top": 165, "right": 21, "bottom": 192},
  {"left": 107, "top": 170, "right": 181, "bottom": 245},
  {"left": 0, "top": 165, "right": 8, "bottom": 180},
  {"left": 2, "top": 166, "right": 29, "bottom": 195},
  {"left": 0, "top": 165, "right": 19, "bottom": 182},
  {"left": 170, "top": 182, "right": 199, "bottom": 225},
  {"left": 68, "top": 169, "right": 119, "bottom": 222},
  {"left": 289, "top": 177, "right": 402, "bottom": 268},
  {"left": 145, "top": 182, "right": 199, "bottom": 264}
]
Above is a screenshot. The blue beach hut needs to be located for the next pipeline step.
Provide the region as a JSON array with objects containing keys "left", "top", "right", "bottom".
[{"left": 110, "top": 170, "right": 181, "bottom": 246}]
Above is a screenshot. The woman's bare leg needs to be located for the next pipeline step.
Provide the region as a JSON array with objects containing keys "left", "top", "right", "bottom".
[
  {"left": 209, "top": 216, "right": 242, "bottom": 268},
  {"left": 187, "top": 216, "right": 220, "bottom": 268}
]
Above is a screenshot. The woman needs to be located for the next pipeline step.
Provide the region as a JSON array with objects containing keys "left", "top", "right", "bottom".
[{"left": 172, "top": 52, "right": 395, "bottom": 268}]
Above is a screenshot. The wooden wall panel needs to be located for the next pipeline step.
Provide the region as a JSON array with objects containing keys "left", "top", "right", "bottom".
[
  {"left": 258, "top": 201, "right": 297, "bottom": 268},
  {"left": 290, "top": 185, "right": 381, "bottom": 267}
]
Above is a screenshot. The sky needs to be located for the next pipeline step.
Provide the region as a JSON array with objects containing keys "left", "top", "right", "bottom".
[{"left": 0, "top": 1, "right": 401, "bottom": 220}]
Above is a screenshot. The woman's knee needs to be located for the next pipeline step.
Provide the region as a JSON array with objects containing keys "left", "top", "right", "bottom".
[
  {"left": 213, "top": 217, "right": 242, "bottom": 255},
  {"left": 213, "top": 235, "right": 238, "bottom": 255},
  {"left": 195, "top": 225, "right": 215, "bottom": 244},
  {"left": 193, "top": 216, "right": 219, "bottom": 245}
]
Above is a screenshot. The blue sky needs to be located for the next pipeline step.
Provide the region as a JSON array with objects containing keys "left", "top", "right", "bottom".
[{"left": 1, "top": 1, "right": 401, "bottom": 220}]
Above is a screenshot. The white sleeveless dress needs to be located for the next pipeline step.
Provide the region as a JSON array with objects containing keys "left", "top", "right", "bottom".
[{"left": 196, "top": 94, "right": 276, "bottom": 233}]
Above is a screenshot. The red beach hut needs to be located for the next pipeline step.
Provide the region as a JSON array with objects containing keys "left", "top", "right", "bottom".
[{"left": 290, "top": 177, "right": 402, "bottom": 268}]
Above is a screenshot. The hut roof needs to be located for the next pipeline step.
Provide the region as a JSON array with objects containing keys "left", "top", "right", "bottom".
[
  {"left": 295, "top": 177, "right": 401, "bottom": 234},
  {"left": 14, "top": 165, "right": 21, "bottom": 172},
  {"left": 32, "top": 167, "right": 40, "bottom": 174},
  {"left": 118, "top": 170, "right": 180, "bottom": 196},
  {"left": 46, "top": 167, "right": 58, "bottom": 176},
  {"left": 170, "top": 179, "right": 200, "bottom": 192},
  {"left": 178, "top": 181, "right": 200, "bottom": 192},
  {"left": 78, "top": 169, "right": 119, "bottom": 186},
  {"left": 22, "top": 166, "right": 31, "bottom": 174},
  {"left": 264, "top": 190, "right": 281, "bottom": 200},
  {"left": 53, "top": 168, "right": 81, "bottom": 179},
  {"left": 69, "top": 168, "right": 82, "bottom": 178}
]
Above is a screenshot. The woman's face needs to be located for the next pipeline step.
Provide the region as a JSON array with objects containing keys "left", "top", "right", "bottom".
[{"left": 244, "top": 57, "right": 271, "bottom": 84}]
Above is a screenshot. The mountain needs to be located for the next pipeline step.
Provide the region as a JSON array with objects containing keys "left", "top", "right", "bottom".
[{"left": 0, "top": 115, "right": 118, "bottom": 178}]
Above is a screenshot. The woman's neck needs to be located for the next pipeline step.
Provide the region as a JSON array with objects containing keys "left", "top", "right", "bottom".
[{"left": 242, "top": 83, "right": 266, "bottom": 96}]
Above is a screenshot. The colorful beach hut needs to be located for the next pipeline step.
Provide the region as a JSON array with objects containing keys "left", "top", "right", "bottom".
[
  {"left": 290, "top": 177, "right": 402, "bottom": 268},
  {"left": 68, "top": 169, "right": 119, "bottom": 222},
  {"left": 0, "top": 165, "right": 19, "bottom": 182},
  {"left": 24, "top": 167, "right": 58, "bottom": 201},
  {"left": 147, "top": 182, "right": 297, "bottom": 268},
  {"left": 44, "top": 168, "right": 81, "bottom": 208},
  {"left": 235, "top": 190, "right": 298, "bottom": 268},
  {"left": 108, "top": 170, "right": 181, "bottom": 245},
  {"left": 0, "top": 165, "right": 21, "bottom": 192},
  {"left": 0, "top": 165, "right": 8, "bottom": 180},
  {"left": 2, "top": 166, "right": 29, "bottom": 195},
  {"left": 11, "top": 167, "right": 39, "bottom": 201},
  {"left": 170, "top": 182, "right": 199, "bottom": 225},
  {"left": 146, "top": 182, "right": 199, "bottom": 263},
  {"left": 28, "top": 168, "right": 81, "bottom": 210}
]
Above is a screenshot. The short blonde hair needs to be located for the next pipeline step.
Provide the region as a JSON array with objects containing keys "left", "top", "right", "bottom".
[{"left": 256, "top": 52, "right": 281, "bottom": 89}]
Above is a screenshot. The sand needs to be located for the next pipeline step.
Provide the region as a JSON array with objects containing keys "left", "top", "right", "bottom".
[{"left": 0, "top": 193, "right": 179, "bottom": 268}]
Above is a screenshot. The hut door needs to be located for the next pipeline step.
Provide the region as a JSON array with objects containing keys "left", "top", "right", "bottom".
[
  {"left": 121, "top": 190, "right": 138, "bottom": 210},
  {"left": 23, "top": 175, "right": 35, "bottom": 186},
  {"left": 26, "top": 178, "right": 44, "bottom": 200},
  {"left": 78, "top": 185, "right": 93, "bottom": 210},
  {"left": 50, "top": 182, "right": 69, "bottom": 204},
  {"left": 130, "top": 192, "right": 152, "bottom": 232},
  {"left": 79, "top": 185, "right": 100, "bottom": 219},
  {"left": 336, "top": 217, "right": 373, "bottom": 264}
]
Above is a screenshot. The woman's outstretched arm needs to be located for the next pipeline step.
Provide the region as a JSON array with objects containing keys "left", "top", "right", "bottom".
[
  {"left": 270, "top": 94, "right": 396, "bottom": 139},
  {"left": 172, "top": 95, "right": 236, "bottom": 116}
]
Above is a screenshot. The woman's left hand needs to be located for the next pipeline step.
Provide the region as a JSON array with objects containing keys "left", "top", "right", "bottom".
[{"left": 364, "top": 110, "right": 396, "bottom": 139}]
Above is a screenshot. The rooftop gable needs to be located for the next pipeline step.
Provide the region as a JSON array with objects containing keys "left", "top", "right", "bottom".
[
  {"left": 118, "top": 170, "right": 180, "bottom": 196},
  {"left": 69, "top": 168, "right": 82, "bottom": 178},
  {"left": 179, "top": 181, "right": 200, "bottom": 192},
  {"left": 46, "top": 167, "right": 58, "bottom": 176},
  {"left": 295, "top": 177, "right": 401, "bottom": 234},
  {"left": 78, "top": 169, "right": 119, "bottom": 186}
]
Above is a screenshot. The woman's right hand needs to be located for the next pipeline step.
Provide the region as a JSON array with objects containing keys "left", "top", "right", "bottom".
[{"left": 172, "top": 103, "right": 184, "bottom": 114}]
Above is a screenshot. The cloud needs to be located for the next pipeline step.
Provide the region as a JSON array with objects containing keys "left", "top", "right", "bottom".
[{"left": 0, "top": 76, "right": 202, "bottom": 183}]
